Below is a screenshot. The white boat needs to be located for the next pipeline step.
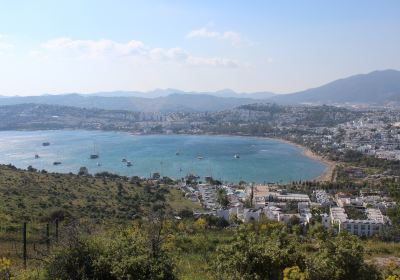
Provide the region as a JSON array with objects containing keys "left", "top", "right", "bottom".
[{"left": 234, "top": 154, "right": 240, "bottom": 159}]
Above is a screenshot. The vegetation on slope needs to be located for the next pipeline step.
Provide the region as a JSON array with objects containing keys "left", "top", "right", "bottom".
[
  {"left": 1, "top": 164, "right": 400, "bottom": 279},
  {"left": 0, "top": 164, "right": 197, "bottom": 228},
  {"left": 2, "top": 217, "right": 400, "bottom": 280}
]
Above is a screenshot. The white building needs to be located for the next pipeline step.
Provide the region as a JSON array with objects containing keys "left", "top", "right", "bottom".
[
  {"left": 329, "top": 207, "right": 386, "bottom": 237},
  {"left": 216, "top": 207, "right": 241, "bottom": 222}
]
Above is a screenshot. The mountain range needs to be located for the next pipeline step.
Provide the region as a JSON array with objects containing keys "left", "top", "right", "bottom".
[
  {"left": 0, "top": 69, "right": 399, "bottom": 111},
  {"left": 270, "top": 69, "right": 400, "bottom": 106},
  {"left": 0, "top": 93, "right": 265, "bottom": 112}
]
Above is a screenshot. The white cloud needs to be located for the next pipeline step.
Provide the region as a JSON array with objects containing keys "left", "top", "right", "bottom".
[
  {"left": 186, "top": 27, "right": 251, "bottom": 47},
  {"left": 187, "top": 56, "right": 239, "bottom": 68},
  {"left": 35, "top": 37, "right": 239, "bottom": 68},
  {"left": 186, "top": 28, "right": 219, "bottom": 39},
  {"left": 149, "top": 47, "right": 188, "bottom": 62},
  {"left": 41, "top": 37, "right": 146, "bottom": 58},
  {"left": 221, "top": 31, "right": 243, "bottom": 47}
]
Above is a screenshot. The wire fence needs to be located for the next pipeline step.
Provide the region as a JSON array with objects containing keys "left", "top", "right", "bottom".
[{"left": 0, "top": 220, "right": 61, "bottom": 269}]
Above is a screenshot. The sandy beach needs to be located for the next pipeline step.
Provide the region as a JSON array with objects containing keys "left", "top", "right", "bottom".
[
  {"left": 302, "top": 148, "right": 336, "bottom": 182},
  {"left": 266, "top": 137, "right": 336, "bottom": 182}
]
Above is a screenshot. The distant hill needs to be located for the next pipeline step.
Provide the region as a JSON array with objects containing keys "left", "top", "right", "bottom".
[
  {"left": 0, "top": 93, "right": 263, "bottom": 112},
  {"left": 2, "top": 69, "right": 400, "bottom": 109},
  {"left": 87, "top": 89, "right": 276, "bottom": 99},
  {"left": 88, "top": 88, "right": 185, "bottom": 98},
  {"left": 271, "top": 70, "right": 400, "bottom": 105},
  {"left": 137, "top": 93, "right": 265, "bottom": 112},
  {"left": 0, "top": 94, "right": 142, "bottom": 111}
]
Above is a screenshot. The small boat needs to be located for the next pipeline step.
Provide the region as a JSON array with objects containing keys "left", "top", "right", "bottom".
[
  {"left": 53, "top": 161, "right": 61, "bottom": 165},
  {"left": 126, "top": 161, "right": 132, "bottom": 167},
  {"left": 122, "top": 158, "right": 127, "bottom": 162},
  {"left": 90, "top": 142, "right": 99, "bottom": 159},
  {"left": 234, "top": 154, "right": 240, "bottom": 159},
  {"left": 176, "top": 151, "right": 180, "bottom": 155},
  {"left": 35, "top": 154, "right": 40, "bottom": 159},
  {"left": 197, "top": 156, "right": 203, "bottom": 160},
  {"left": 97, "top": 162, "right": 102, "bottom": 166},
  {"left": 42, "top": 142, "right": 50, "bottom": 146}
]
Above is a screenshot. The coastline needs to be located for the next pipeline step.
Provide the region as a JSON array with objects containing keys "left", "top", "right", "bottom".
[
  {"left": 0, "top": 129, "right": 336, "bottom": 183},
  {"left": 265, "top": 137, "right": 336, "bottom": 182},
  {"left": 135, "top": 132, "right": 337, "bottom": 183},
  {"left": 165, "top": 132, "right": 336, "bottom": 182}
]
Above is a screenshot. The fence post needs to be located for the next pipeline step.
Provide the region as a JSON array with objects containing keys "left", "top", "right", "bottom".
[
  {"left": 46, "top": 223, "right": 50, "bottom": 251},
  {"left": 55, "top": 219, "right": 59, "bottom": 243},
  {"left": 23, "top": 222, "right": 27, "bottom": 269}
]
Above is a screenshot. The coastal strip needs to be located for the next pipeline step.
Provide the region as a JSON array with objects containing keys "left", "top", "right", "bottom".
[{"left": 267, "top": 137, "right": 336, "bottom": 182}]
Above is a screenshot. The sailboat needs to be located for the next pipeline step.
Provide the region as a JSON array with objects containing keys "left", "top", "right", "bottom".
[{"left": 90, "top": 142, "right": 99, "bottom": 159}]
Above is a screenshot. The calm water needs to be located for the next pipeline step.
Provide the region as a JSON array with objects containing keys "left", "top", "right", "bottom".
[{"left": 0, "top": 130, "right": 326, "bottom": 183}]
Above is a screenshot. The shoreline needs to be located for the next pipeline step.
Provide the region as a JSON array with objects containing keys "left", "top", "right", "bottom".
[
  {"left": 266, "top": 137, "right": 336, "bottom": 182},
  {"left": 145, "top": 132, "right": 337, "bottom": 182},
  {"left": 0, "top": 129, "right": 336, "bottom": 183}
]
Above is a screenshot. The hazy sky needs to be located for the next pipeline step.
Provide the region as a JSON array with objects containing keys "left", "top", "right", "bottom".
[{"left": 0, "top": 0, "right": 399, "bottom": 96}]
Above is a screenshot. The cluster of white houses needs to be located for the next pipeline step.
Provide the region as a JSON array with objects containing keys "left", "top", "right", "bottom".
[
  {"left": 213, "top": 185, "right": 392, "bottom": 237},
  {"left": 215, "top": 185, "right": 314, "bottom": 225},
  {"left": 180, "top": 181, "right": 394, "bottom": 237}
]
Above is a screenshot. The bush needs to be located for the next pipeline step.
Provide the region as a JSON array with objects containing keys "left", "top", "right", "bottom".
[{"left": 46, "top": 226, "right": 176, "bottom": 280}]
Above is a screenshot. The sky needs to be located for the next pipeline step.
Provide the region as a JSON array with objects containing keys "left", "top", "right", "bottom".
[{"left": 0, "top": 0, "right": 399, "bottom": 96}]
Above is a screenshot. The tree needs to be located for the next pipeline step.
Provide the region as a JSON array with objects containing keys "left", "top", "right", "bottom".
[
  {"left": 27, "top": 165, "right": 37, "bottom": 172},
  {"left": 214, "top": 231, "right": 305, "bottom": 280},
  {"left": 78, "top": 166, "right": 89, "bottom": 176},
  {"left": 46, "top": 225, "right": 177, "bottom": 280},
  {"left": 47, "top": 237, "right": 111, "bottom": 280},
  {"left": 306, "top": 231, "right": 381, "bottom": 280},
  {"left": 216, "top": 189, "right": 229, "bottom": 208}
]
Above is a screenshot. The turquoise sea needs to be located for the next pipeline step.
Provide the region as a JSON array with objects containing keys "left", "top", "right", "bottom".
[{"left": 0, "top": 130, "right": 326, "bottom": 183}]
